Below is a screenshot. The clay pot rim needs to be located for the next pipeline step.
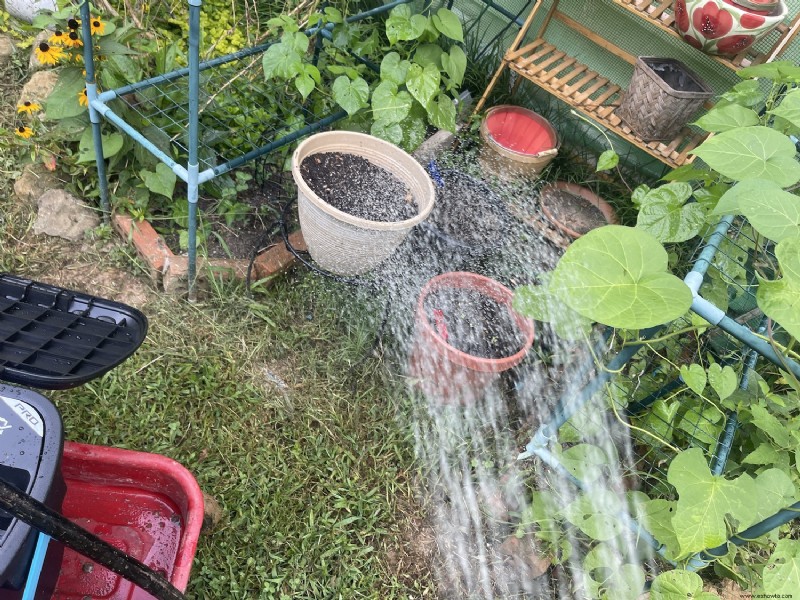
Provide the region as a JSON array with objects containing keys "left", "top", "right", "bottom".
[
  {"left": 538, "top": 181, "right": 618, "bottom": 240},
  {"left": 416, "top": 271, "right": 535, "bottom": 373}
]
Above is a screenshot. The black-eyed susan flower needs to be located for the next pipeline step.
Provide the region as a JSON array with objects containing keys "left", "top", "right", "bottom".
[
  {"left": 90, "top": 17, "right": 105, "bottom": 35},
  {"left": 78, "top": 88, "right": 88, "bottom": 107},
  {"left": 15, "top": 126, "right": 33, "bottom": 139},
  {"left": 67, "top": 18, "right": 80, "bottom": 30},
  {"left": 48, "top": 30, "right": 67, "bottom": 45},
  {"left": 17, "top": 101, "right": 42, "bottom": 115},
  {"left": 63, "top": 31, "right": 83, "bottom": 48},
  {"left": 35, "top": 42, "right": 65, "bottom": 65}
]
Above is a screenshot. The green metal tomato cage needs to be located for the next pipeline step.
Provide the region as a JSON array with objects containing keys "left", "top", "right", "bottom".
[{"left": 518, "top": 215, "right": 800, "bottom": 572}]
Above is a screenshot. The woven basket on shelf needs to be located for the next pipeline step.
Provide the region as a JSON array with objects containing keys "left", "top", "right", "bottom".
[
  {"left": 291, "top": 131, "right": 435, "bottom": 276},
  {"left": 617, "top": 57, "right": 713, "bottom": 142}
]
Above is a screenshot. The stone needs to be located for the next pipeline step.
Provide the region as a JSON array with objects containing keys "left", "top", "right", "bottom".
[
  {"left": 13, "top": 165, "right": 61, "bottom": 207},
  {"left": 201, "top": 491, "right": 224, "bottom": 533},
  {"left": 5, "top": 0, "right": 57, "bottom": 24},
  {"left": 0, "top": 35, "right": 15, "bottom": 67},
  {"left": 413, "top": 129, "right": 456, "bottom": 165},
  {"left": 34, "top": 189, "right": 101, "bottom": 241},
  {"left": 19, "top": 68, "right": 58, "bottom": 109}
]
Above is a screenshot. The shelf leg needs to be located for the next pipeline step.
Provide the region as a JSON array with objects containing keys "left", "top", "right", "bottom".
[
  {"left": 187, "top": 0, "right": 202, "bottom": 301},
  {"left": 81, "top": 0, "right": 110, "bottom": 222}
]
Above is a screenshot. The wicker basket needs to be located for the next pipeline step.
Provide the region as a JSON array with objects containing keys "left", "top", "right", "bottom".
[
  {"left": 617, "top": 57, "right": 713, "bottom": 142},
  {"left": 291, "top": 131, "right": 435, "bottom": 276}
]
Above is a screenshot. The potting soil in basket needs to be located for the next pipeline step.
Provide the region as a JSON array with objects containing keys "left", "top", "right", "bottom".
[
  {"left": 299, "top": 152, "right": 417, "bottom": 222},
  {"left": 423, "top": 288, "right": 526, "bottom": 359},
  {"left": 541, "top": 189, "right": 607, "bottom": 236}
]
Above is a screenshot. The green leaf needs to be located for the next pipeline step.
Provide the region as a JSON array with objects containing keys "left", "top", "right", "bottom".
[
  {"left": 262, "top": 40, "right": 303, "bottom": 79},
  {"left": 426, "top": 93, "right": 456, "bottom": 133},
  {"left": 370, "top": 119, "right": 403, "bottom": 145},
  {"left": 743, "top": 442, "right": 783, "bottom": 466},
  {"left": 758, "top": 237, "right": 800, "bottom": 340},
  {"left": 582, "top": 543, "right": 645, "bottom": 600},
  {"left": 690, "top": 126, "right": 800, "bottom": 188},
  {"left": 635, "top": 182, "right": 705, "bottom": 243},
  {"left": 140, "top": 163, "right": 177, "bottom": 199},
  {"left": 77, "top": 129, "right": 124, "bottom": 163},
  {"left": 294, "top": 65, "right": 318, "bottom": 100},
  {"left": 768, "top": 89, "right": 800, "bottom": 131},
  {"left": 431, "top": 8, "right": 463, "bottom": 41},
  {"left": 719, "top": 79, "right": 764, "bottom": 107},
  {"left": 557, "top": 444, "right": 611, "bottom": 484},
  {"left": 406, "top": 63, "right": 440, "bottom": 108},
  {"left": 513, "top": 283, "right": 594, "bottom": 341},
  {"left": 707, "top": 364, "right": 738, "bottom": 401},
  {"left": 45, "top": 68, "right": 87, "bottom": 120},
  {"left": 693, "top": 104, "right": 760, "bottom": 133},
  {"left": 550, "top": 226, "right": 693, "bottom": 329},
  {"left": 668, "top": 448, "right": 757, "bottom": 556},
  {"left": 743, "top": 183, "right": 800, "bottom": 243},
  {"left": 642, "top": 399, "right": 680, "bottom": 446},
  {"left": 371, "top": 81, "right": 412, "bottom": 124},
  {"left": 763, "top": 539, "right": 800, "bottom": 595},
  {"left": 401, "top": 117, "right": 427, "bottom": 152},
  {"left": 737, "top": 60, "right": 800, "bottom": 84},
  {"left": 413, "top": 44, "right": 443, "bottom": 69},
  {"left": 332, "top": 76, "right": 369, "bottom": 116},
  {"left": 596, "top": 149, "right": 619, "bottom": 172},
  {"left": 661, "top": 164, "right": 712, "bottom": 183},
  {"left": 563, "top": 490, "right": 623, "bottom": 541},
  {"left": 380, "top": 52, "right": 410, "bottom": 86},
  {"left": 680, "top": 364, "right": 707, "bottom": 395},
  {"left": 641, "top": 499, "right": 680, "bottom": 558},
  {"left": 386, "top": 6, "right": 427, "bottom": 44},
  {"left": 651, "top": 570, "right": 711, "bottom": 600},
  {"left": 750, "top": 469, "right": 795, "bottom": 525},
  {"left": 441, "top": 45, "right": 467, "bottom": 88}
]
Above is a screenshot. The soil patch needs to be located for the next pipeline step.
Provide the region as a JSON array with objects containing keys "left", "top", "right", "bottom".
[
  {"left": 300, "top": 152, "right": 416, "bottom": 222},
  {"left": 540, "top": 189, "right": 607, "bottom": 236},
  {"left": 423, "top": 288, "right": 525, "bottom": 359}
]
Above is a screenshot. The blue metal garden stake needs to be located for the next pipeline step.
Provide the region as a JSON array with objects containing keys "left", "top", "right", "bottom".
[
  {"left": 187, "top": 0, "right": 202, "bottom": 301},
  {"left": 81, "top": 0, "right": 110, "bottom": 221}
]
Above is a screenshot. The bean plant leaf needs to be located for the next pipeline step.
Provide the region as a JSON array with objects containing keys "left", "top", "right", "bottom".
[
  {"left": 596, "top": 149, "right": 619, "bottom": 172},
  {"left": 77, "top": 129, "right": 123, "bottom": 163},
  {"left": 294, "top": 64, "right": 320, "bottom": 100},
  {"left": 332, "top": 76, "right": 369, "bottom": 116},
  {"left": 718, "top": 79, "right": 764, "bottom": 107},
  {"left": 431, "top": 8, "right": 463, "bottom": 41},
  {"left": 768, "top": 89, "right": 800, "bottom": 131},
  {"left": 557, "top": 444, "right": 611, "bottom": 484},
  {"left": 380, "top": 52, "right": 411, "bottom": 86},
  {"left": 563, "top": 490, "right": 623, "bottom": 541},
  {"left": 743, "top": 185, "right": 800, "bottom": 243},
  {"left": 139, "top": 163, "right": 177, "bottom": 199},
  {"left": 371, "top": 81, "right": 413, "bottom": 124},
  {"left": 749, "top": 403, "right": 792, "bottom": 448},
  {"left": 651, "top": 570, "right": 719, "bottom": 600},
  {"left": 661, "top": 164, "right": 713, "bottom": 184},
  {"left": 426, "top": 93, "right": 456, "bottom": 133},
  {"left": 262, "top": 40, "right": 302, "bottom": 79},
  {"left": 693, "top": 104, "right": 760, "bottom": 133},
  {"left": 441, "top": 45, "right": 467, "bottom": 88},
  {"left": 743, "top": 442, "right": 783, "bottom": 466},
  {"left": 401, "top": 117, "right": 428, "bottom": 152},
  {"left": 763, "top": 539, "right": 800, "bottom": 595},
  {"left": 668, "top": 448, "right": 757, "bottom": 556},
  {"left": 737, "top": 60, "right": 800, "bottom": 84},
  {"left": 582, "top": 543, "right": 645, "bottom": 600},
  {"left": 550, "top": 226, "right": 692, "bottom": 329},
  {"left": 414, "top": 44, "right": 444, "bottom": 69},
  {"left": 386, "top": 5, "right": 427, "bottom": 44},
  {"left": 370, "top": 119, "right": 403, "bottom": 145},
  {"left": 46, "top": 67, "right": 87, "bottom": 120},
  {"left": 635, "top": 182, "right": 705, "bottom": 243},
  {"left": 643, "top": 399, "right": 680, "bottom": 446},
  {"left": 707, "top": 364, "right": 738, "bottom": 401},
  {"left": 641, "top": 499, "right": 680, "bottom": 559},
  {"left": 690, "top": 126, "right": 800, "bottom": 188},
  {"left": 406, "top": 63, "right": 440, "bottom": 109},
  {"left": 757, "top": 238, "right": 800, "bottom": 340},
  {"left": 513, "top": 282, "right": 594, "bottom": 341},
  {"left": 680, "top": 364, "right": 707, "bottom": 395},
  {"left": 751, "top": 469, "right": 795, "bottom": 524}
]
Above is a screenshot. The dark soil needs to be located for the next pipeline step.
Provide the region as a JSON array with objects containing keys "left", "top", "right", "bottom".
[
  {"left": 540, "top": 190, "right": 607, "bottom": 236},
  {"left": 423, "top": 287, "right": 526, "bottom": 359},
  {"left": 429, "top": 170, "right": 510, "bottom": 247},
  {"left": 300, "top": 152, "right": 417, "bottom": 222}
]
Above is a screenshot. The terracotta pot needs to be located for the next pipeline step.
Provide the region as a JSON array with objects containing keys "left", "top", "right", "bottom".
[
  {"left": 407, "top": 272, "right": 535, "bottom": 406},
  {"left": 674, "top": 0, "right": 788, "bottom": 56},
  {"left": 538, "top": 182, "right": 618, "bottom": 240},
  {"left": 479, "top": 105, "right": 559, "bottom": 180}
]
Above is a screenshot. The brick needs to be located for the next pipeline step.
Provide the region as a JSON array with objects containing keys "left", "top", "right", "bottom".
[
  {"left": 252, "top": 230, "right": 306, "bottom": 282},
  {"left": 112, "top": 214, "right": 173, "bottom": 274}
]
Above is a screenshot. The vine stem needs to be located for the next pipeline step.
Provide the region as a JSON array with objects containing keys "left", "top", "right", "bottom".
[
  {"left": 620, "top": 326, "right": 704, "bottom": 347},
  {"left": 569, "top": 109, "right": 632, "bottom": 193},
  {"left": 606, "top": 383, "right": 680, "bottom": 453}
]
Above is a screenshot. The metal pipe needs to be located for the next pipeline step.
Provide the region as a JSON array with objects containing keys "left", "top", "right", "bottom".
[{"left": 187, "top": 0, "right": 201, "bottom": 301}]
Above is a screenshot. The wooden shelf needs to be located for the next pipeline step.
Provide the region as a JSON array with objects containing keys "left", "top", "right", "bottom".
[
  {"left": 611, "top": 0, "right": 794, "bottom": 70},
  {"left": 506, "top": 39, "right": 707, "bottom": 168}
]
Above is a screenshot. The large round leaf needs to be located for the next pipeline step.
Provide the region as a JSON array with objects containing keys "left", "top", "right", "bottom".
[{"left": 551, "top": 226, "right": 692, "bottom": 329}]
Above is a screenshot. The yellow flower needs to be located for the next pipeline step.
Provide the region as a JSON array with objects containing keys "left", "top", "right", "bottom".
[
  {"left": 90, "top": 17, "right": 105, "bottom": 36},
  {"left": 35, "top": 42, "right": 65, "bottom": 65},
  {"left": 63, "top": 31, "right": 83, "bottom": 48},
  {"left": 15, "top": 126, "right": 33, "bottom": 139},
  {"left": 48, "top": 30, "right": 67, "bottom": 46},
  {"left": 17, "top": 101, "right": 42, "bottom": 114},
  {"left": 79, "top": 88, "right": 88, "bottom": 107}
]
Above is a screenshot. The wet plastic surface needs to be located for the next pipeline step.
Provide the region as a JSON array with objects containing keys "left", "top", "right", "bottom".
[
  {"left": 0, "top": 275, "right": 147, "bottom": 390},
  {"left": 51, "top": 442, "right": 203, "bottom": 598}
]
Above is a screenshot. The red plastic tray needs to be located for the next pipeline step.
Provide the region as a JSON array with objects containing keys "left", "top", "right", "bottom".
[{"left": 51, "top": 442, "right": 203, "bottom": 599}]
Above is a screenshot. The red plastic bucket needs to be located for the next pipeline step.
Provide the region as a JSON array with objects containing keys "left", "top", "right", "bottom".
[
  {"left": 480, "top": 105, "right": 559, "bottom": 179},
  {"left": 407, "top": 272, "right": 535, "bottom": 406}
]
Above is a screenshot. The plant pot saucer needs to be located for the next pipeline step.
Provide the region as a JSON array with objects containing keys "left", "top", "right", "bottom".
[{"left": 538, "top": 182, "right": 617, "bottom": 241}]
